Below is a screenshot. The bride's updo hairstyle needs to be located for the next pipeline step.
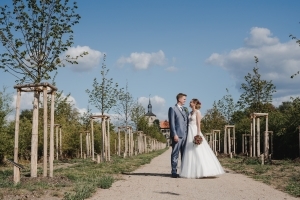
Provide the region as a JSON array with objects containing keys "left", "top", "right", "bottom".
[{"left": 192, "top": 98, "right": 201, "bottom": 110}]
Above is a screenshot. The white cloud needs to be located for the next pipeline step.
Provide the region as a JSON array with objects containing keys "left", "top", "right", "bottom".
[
  {"left": 165, "top": 66, "right": 178, "bottom": 72},
  {"left": 205, "top": 27, "right": 300, "bottom": 105},
  {"left": 138, "top": 95, "right": 168, "bottom": 120},
  {"left": 9, "top": 92, "right": 88, "bottom": 119},
  {"left": 8, "top": 92, "right": 121, "bottom": 126},
  {"left": 12, "top": 92, "right": 34, "bottom": 110},
  {"left": 11, "top": 92, "right": 82, "bottom": 111},
  {"left": 63, "top": 45, "right": 103, "bottom": 72},
  {"left": 63, "top": 94, "right": 77, "bottom": 106},
  {"left": 244, "top": 27, "right": 279, "bottom": 47},
  {"left": 77, "top": 107, "right": 87, "bottom": 116},
  {"left": 272, "top": 95, "right": 299, "bottom": 107},
  {"left": 9, "top": 92, "right": 36, "bottom": 121},
  {"left": 60, "top": 94, "right": 90, "bottom": 116},
  {"left": 117, "top": 50, "right": 166, "bottom": 70}
]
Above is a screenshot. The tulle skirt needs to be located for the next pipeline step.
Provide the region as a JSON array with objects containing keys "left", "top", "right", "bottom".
[{"left": 180, "top": 124, "right": 225, "bottom": 178}]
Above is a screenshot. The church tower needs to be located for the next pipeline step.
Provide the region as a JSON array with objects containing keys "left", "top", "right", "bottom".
[{"left": 144, "top": 97, "right": 156, "bottom": 126}]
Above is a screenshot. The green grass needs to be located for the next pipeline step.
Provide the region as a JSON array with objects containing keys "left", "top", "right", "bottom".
[
  {"left": 219, "top": 155, "right": 300, "bottom": 197},
  {"left": 63, "top": 185, "right": 96, "bottom": 200},
  {"left": 97, "top": 175, "right": 114, "bottom": 189},
  {"left": 0, "top": 170, "right": 13, "bottom": 188},
  {"left": 253, "top": 165, "right": 270, "bottom": 174},
  {"left": 0, "top": 148, "right": 168, "bottom": 199},
  {"left": 60, "top": 149, "right": 167, "bottom": 199},
  {"left": 285, "top": 173, "right": 300, "bottom": 197},
  {"left": 285, "top": 182, "right": 300, "bottom": 197}
]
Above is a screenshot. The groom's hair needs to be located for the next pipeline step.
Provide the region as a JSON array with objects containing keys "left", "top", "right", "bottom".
[{"left": 176, "top": 93, "right": 187, "bottom": 102}]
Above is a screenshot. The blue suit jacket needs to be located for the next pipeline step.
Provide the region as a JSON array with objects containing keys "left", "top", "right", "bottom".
[{"left": 168, "top": 105, "right": 189, "bottom": 138}]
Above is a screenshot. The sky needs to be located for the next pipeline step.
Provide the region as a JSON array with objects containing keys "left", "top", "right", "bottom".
[{"left": 1, "top": 0, "right": 300, "bottom": 123}]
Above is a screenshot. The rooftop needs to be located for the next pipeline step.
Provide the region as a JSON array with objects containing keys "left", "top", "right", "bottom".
[
  {"left": 144, "top": 112, "right": 156, "bottom": 117},
  {"left": 160, "top": 120, "right": 169, "bottom": 129}
]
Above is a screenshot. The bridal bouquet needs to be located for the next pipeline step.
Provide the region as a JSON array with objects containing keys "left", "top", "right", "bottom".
[{"left": 193, "top": 135, "right": 203, "bottom": 145}]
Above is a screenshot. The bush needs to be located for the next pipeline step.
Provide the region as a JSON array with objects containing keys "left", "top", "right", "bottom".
[{"left": 97, "top": 175, "right": 114, "bottom": 189}]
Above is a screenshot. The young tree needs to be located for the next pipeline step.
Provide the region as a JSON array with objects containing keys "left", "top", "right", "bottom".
[
  {"left": 0, "top": 86, "right": 13, "bottom": 127},
  {"left": 53, "top": 91, "right": 78, "bottom": 122},
  {"left": 201, "top": 101, "right": 226, "bottom": 133},
  {"left": 0, "top": 86, "right": 13, "bottom": 163},
  {"left": 130, "top": 100, "right": 146, "bottom": 131},
  {"left": 79, "top": 106, "right": 92, "bottom": 131},
  {"left": 86, "top": 54, "right": 123, "bottom": 115},
  {"left": 113, "top": 81, "right": 135, "bottom": 127},
  {"left": 0, "top": 0, "right": 86, "bottom": 84},
  {"left": 0, "top": 1, "right": 86, "bottom": 177},
  {"left": 237, "top": 56, "right": 276, "bottom": 113},
  {"left": 217, "top": 88, "right": 236, "bottom": 124},
  {"left": 270, "top": 97, "right": 300, "bottom": 158}
]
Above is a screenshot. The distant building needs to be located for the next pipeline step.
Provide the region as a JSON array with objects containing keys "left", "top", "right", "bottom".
[
  {"left": 144, "top": 98, "right": 156, "bottom": 126},
  {"left": 144, "top": 98, "right": 171, "bottom": 146},
  {"left": 160, "top": 120, "right": 171, "bottom": 146}
]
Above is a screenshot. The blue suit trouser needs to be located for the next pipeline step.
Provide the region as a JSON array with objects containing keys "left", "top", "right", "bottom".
[{"left": 171, "top": 136, "right": 186, "bottom": 174}]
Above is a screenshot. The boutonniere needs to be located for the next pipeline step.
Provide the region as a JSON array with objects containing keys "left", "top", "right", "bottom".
[{"left": 183, "top": 107, "right": 189, "bottom": 114}]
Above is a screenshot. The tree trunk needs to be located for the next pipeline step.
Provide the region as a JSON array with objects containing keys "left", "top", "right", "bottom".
[
  {"left": 14, "top": 89, "right": 21, "bottom": 183},
  {"left": 31, "top": 91, "right": 39, "bottom": 177},
  {"left": 49, "top": 91, "right": 55, "bottom": 178},
  {"left": 43, "top": 87, "right": 48, "bottom": 177}
]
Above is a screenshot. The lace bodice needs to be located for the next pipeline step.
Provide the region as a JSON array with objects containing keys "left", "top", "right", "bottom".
[{"left": 188, "top": 110, "right": 201, "bottom": 126}]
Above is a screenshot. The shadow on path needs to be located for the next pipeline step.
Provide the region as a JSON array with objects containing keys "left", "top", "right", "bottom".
[
  {"left": 122, "top": 172, "right": 170, "bottom": 177},
  {"left": 122, "top": 172, "right": 225, "bottom": 180},
  {"left": 154, "top": 191, "right": 180, "bottom": 196}
]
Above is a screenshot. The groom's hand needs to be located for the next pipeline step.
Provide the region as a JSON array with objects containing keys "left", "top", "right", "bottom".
[{"left": 174, "top": 135, "right": 179, "bottom": 143}]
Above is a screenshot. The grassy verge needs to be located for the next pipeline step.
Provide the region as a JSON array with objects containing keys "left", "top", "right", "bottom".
[
  {"left": 0, "top": 148, "right": 168, "bottom": 200},
  {"left": 218, "top": 155, "right": 300, "bottom": 197}
]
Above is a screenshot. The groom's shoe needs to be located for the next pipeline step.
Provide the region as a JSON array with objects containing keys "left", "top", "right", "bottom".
[{"left": 171, "top": 173, "right": 178, "bottom": 178}]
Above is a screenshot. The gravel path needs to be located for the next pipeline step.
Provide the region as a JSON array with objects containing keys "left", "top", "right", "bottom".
[{"left": 87, "top": 148, "right": 298, "bottom": 200}]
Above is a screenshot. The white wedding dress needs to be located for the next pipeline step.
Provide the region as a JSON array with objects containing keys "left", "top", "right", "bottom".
[{"left": 180, "top": 110, "right": 225, "bottom": 178}]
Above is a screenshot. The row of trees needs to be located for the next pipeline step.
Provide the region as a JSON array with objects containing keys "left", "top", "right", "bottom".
[
  {"left": 0, "top": 0, "right": 166, "bottom": 164},
  {"left": 0, "top": 0, "right": 299, "bottom": 163},
  {"left": 0, "top": 85, "right": 166, "bottom": 163},
  {"left": 202, "top": 57, "right": 299, "bottom": 159}
]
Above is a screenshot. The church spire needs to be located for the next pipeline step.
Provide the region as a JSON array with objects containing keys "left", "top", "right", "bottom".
[
  {"left": 144, "top": 94, "right": 156, "bottom": 123},
  {"left": 148, "top": 95, "right": 152, "bottom": 113}
]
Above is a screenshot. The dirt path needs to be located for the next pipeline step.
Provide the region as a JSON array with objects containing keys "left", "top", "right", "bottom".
[{"left": 87, "top": 148, "right": 298, "bottom": 200}]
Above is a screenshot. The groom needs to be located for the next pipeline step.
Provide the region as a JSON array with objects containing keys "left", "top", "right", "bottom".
[{"left": 168, "top": 93, "right": 189, "bottom": 178}]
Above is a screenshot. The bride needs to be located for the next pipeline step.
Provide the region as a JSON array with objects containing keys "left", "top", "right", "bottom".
[{"left": 180, "top": 98, "right": 225, "bottom": 178}]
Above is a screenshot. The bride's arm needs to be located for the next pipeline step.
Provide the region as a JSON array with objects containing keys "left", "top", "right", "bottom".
[{"left": 196, "top": 110, "right": 201, "bottom": 135}]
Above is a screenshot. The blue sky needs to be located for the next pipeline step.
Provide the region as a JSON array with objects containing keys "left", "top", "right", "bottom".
[{"left": 1, "top": 0, "right": 300, "bottom": 123}]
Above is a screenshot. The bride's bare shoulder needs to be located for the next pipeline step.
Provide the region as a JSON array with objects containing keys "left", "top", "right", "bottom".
[{"left": 196, "top": 110, "right": 202, "bottom": 117}]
